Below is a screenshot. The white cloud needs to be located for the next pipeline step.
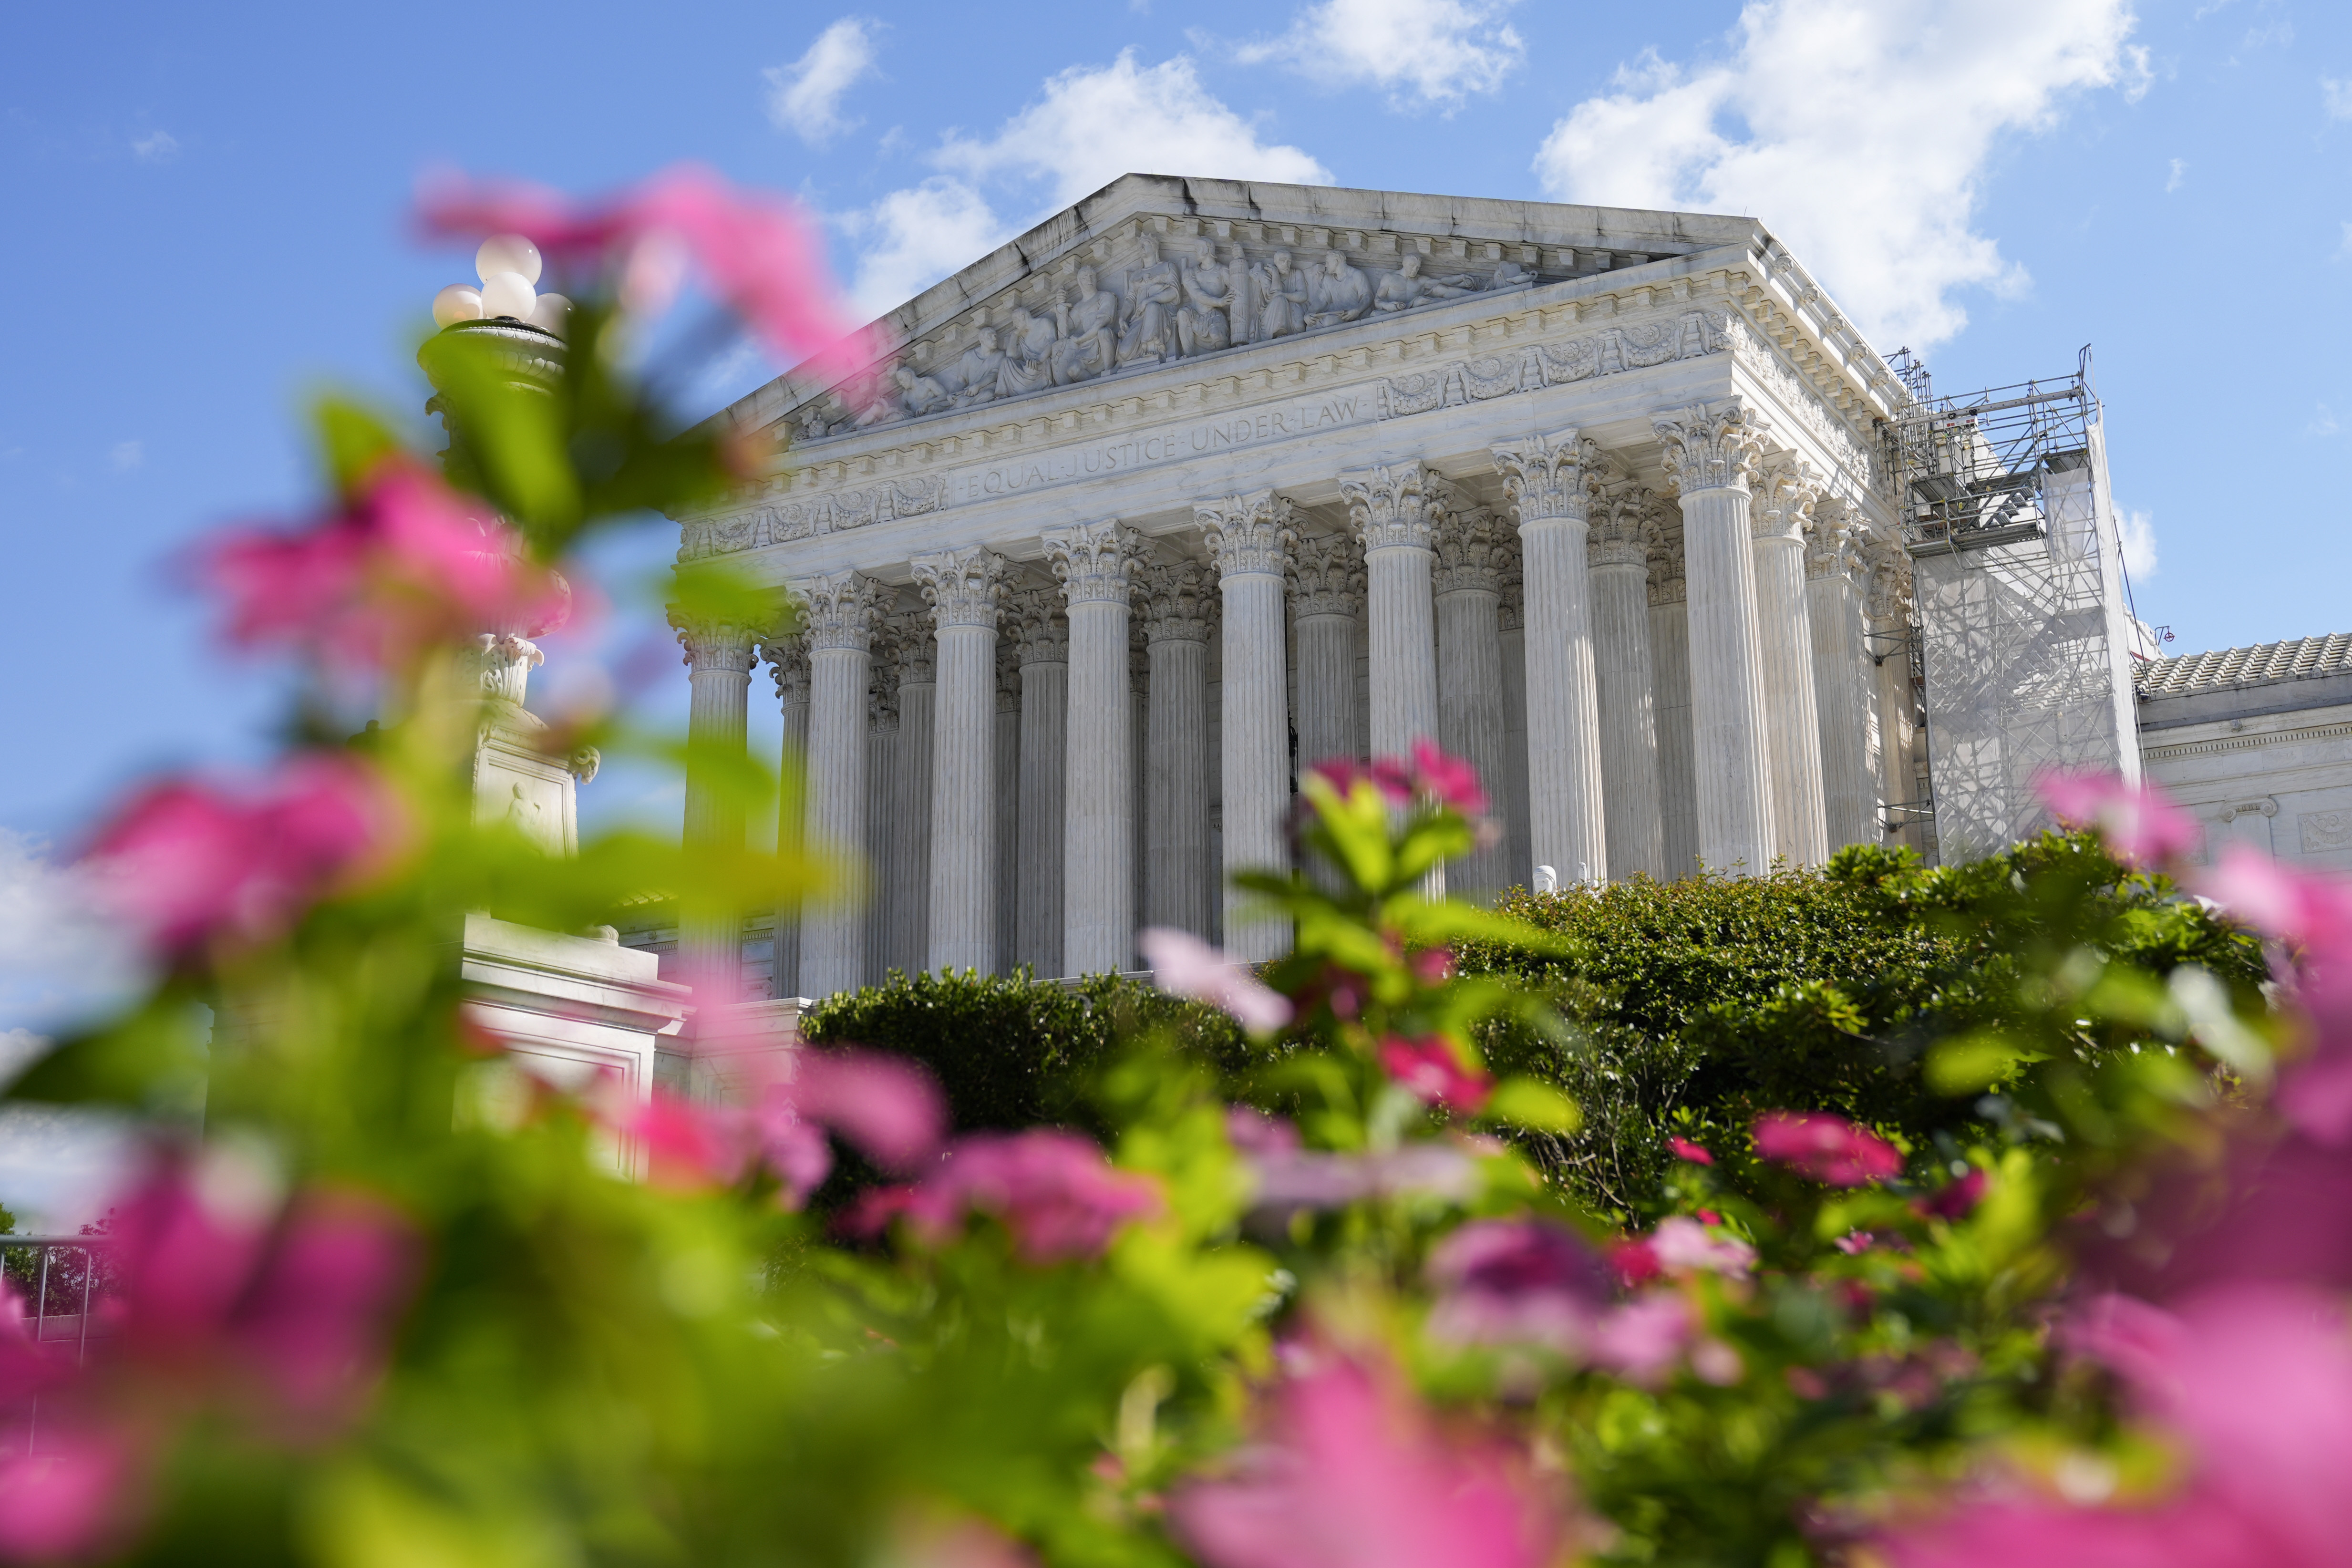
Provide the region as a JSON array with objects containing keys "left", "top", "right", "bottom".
[
  {"left": 131, "top": 130, "right": 178, "bottom": 163},
  {"left": 764, "top": 18, "right": 882, "bottom": 145},
  {"left": 2308, "top": 402, "right": 2338, "bottom": 437},
  {"left": 1533, "top": 0, "right": 2142, "bottom": 351},
  {"left": 2325, "top": 77, "right": 2352, "bottom": 120},
  {"left": 2337, "top": 221, "right": 2352, "bottom": 260},
  {"left": 2166, "top": 157, "right": 2186, "bottom": 191},
  {"left": 840, "top": 52, "right": 1328, "bottom": 317},
  {"left": 2117, "top": 506, "right": 2157, "bottom": 578},
  {"left": 1235, "top": 0, "right": 1525, "bottom": 107},
  {"left": 110, "top": 439, "right": 143, "bottom": 471},
  {"left": 0, "top": 831, "right": 144, "bottom": 1036}
]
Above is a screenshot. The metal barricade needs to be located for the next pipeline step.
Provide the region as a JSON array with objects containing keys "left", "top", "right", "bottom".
[{"left": 2, "top": 1236, "right": 117, "bottom": 1455}]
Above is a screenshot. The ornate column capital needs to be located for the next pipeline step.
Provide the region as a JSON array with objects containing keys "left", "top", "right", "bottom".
[
  {"left": 1199, "top": 491, "right": 1298, "bottom": 579},
  {"left": 1137, "top": 559, "right": 1216, "bottom": 644},
  {"left": 997, "top": 639, "right": 1023, "bottom": 714},
  {"left": 1043, "top": 520, "right": 1141, "bottom": 605},
  {"left": 797, "top": 571, "right": 888, "bottom": 654},
  {"left": 1489, "top": 429, "right": 1603, "bottom": 527},
  {"left": 1340, "top": 461, "right": 1449, "bottom": 553},
  {"left": 1652, "top": 402, "right": 1770, "bottom": 498},
  {"left": 1288, "top": 531, "right": 1365, "bottom": 618},
  {"left": 887, "top": 609, "right": 937, "bottom": 684},
  {"left": 1752, "top": 452, "right": 1822, "bottom": 543},
  {"left": 913, "top": 546, "right": 1010, "bottom": 629},
  {"left": 1005, "top": 586, "right": 1071, "bottom": 664},
  {"left": 1646, "top": 516, "right": 1689, "bottom": 608},
  {"left": 1588, "top": 483, "right": 1655, "bottom": 570},
  {"left": 1864, "top": 539, "right": 1915, "bottom": 628},
  {"left": 867, "top": 630, "right": 901, "bottom": 727},
  {"left": 1805, "top": 499, "right": 1868, "bottom": 581},
  {"left": 1434, "top": 505, "right": 1512, "bottom": 595},
  {"left": 669, "top": 607, "right": 760, "bottom": 674},
  {"left": 760, "top": 630, "right": 809, "bottom": 704}
]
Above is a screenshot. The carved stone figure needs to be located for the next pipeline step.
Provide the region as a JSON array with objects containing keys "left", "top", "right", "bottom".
[
  {"left": 1223, "top": 242, "right": 1259, "bottom": 347},
  {"left": 1373, "top": 252, "right": 1478, "bottom": 313},
  {"left": 997, "top": 304, "right": 1057, "bottom": 397},
  {"left": 946, "top": 326, "right": 1007, "bottom": 407},
  {"left": 891, "top": 363, "right": 952, "bottom": 418},
  {"left": 1175, "top": 239, "right": 1232, "bottom": 357},
  {"left": 1486, "top": 260, "right": 1535, "bottom": 291},
  {"left": 1304, "top": 250, "right": 1373, "bottom": 328},
  {"left": 1051, "top": 266, "right": 1120, "bottom": 385},
  {"left": 1257, "top": 249, "right": 1308, "bottom": 341},
  {"left": 1118, "top": 235, "right": 1182, "bottom": 366}
]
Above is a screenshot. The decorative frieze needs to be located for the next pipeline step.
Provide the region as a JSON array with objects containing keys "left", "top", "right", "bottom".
[
  {"left": 1653, "top": 402, "right": 1770, "bottom": 497},
  {"left": 1043, "top": 521, "right": 1141, "bottom": 605},
  {"left": 1199, "top": 492, "right": 1298, "bottom": 579},
  {"left": 912, "top": 546, "right": 1009, "bottom": 629}
]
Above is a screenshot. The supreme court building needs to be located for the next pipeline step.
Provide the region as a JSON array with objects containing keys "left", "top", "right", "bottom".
[{"left": 657, "top": 174, "right": 2152, "bottom": 1004}]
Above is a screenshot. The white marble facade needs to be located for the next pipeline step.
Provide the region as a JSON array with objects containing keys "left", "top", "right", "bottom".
[{"left": 667, "top": 175, "right": 1942, "bottom": 997}]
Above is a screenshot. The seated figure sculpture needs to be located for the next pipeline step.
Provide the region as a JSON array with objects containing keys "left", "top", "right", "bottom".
[
  {"left": 1175, "top": 238, "right": 1232, "bottom": 357},
  {"left": 1257, "top": 249, "right": 1308, "bottom": 341},
  {"left": 1118, "top": 235, "right": 1182, "bottom": 366},
  {"left": 891, "top": 363, "right": 953, "bottom": 419},
  {"left": 1051, "top": 266, "right": 1120, "bottom": 385},
  {"left": 1303, "top": 249, "right": 1373, "bottom": 328},
  {"left": 946, "top": 327, "right": 1008, "bottom": 407},
  {"left": 996, "top": 305, "right": 1057, "bottom": 397}
]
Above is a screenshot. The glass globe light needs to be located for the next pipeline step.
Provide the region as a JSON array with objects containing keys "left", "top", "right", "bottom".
[
  {"left": 475, "top": 233, "right": 542, "bottom": 285},
  {"left": 527, "top": 292, "right": 573, "bottom": 338},
  {"left": 479, "top": 270, "right": 536, "bottom": 321},
  {"left": 432, "top": 284, "right": 485, "bottom": 327}
]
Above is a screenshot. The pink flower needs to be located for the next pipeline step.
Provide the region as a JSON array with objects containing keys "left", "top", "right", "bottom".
[
  {"left": 1668, "top": 1136, "right": 1714, "bottom": 1166},
  {"left": 1649, "top": 1216, "right": 1756, "bottom": 1277},
  {"left": 890, "top": 1131, "right": 1163, "bottom": 1263},
  {"left": 2196, "top": 847, "right": 2352, "bottom": 1142},
  {"left": 1140, "top": 928, "right": 1295, "bottom": 1033},
  {"left": 1588, "top": 1293, "right": 1697, "bottom": 1385},
  {"left": 1609, "top": 1238, "right": 1662, "bottom": 1288},
  {"left": 1304, "top": 759, "right": 1390, "bottom": 801},
  {"left": 1243, "top": 1141, "right": 1485, "bottom": 1211},
  {"left": 83, "top": 753, "right": 403, "bottom": 958},
  {"left": 625, "top": 1091, "right": 756, "bottom": 1189},
  {"left": 416, "top": 165, "right": 866, "bottom": 371},
  {"left": 2038, "top": 771, "right": 2202, "bottom": 867},
  {"left": 227, "top": 1191, "right": 418, "bottom": 1435},
  {"left": 1170, "top": 1351, "right": 1572, "bottom": 1568},
  {"left": 765, "top": 1048, "right": 947, "bottom": 1175},
  {"left": 1752, "top": 1112, "right": 1903, "bottom": 1186},
  {"left": 202, "top": 459, "right": 569, "bottom": 672},
  {"left": 0, "top": 1430, "right": 143, "bottom": 1564},
  {"left": 1919, "top": 1167, "right": 1988, "bottom": 1220},
  {"left": 1426, "top": 1218, "right": 1610, "bottom": 1354},
  {"left": 1377, "top": 1036, "right": 1494, "bottom": 1113},
  {"left": 1407, "top": 739, "right": 1489, "bottom": 816}
]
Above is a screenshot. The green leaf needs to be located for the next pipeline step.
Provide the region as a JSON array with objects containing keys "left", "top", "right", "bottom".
[{"left": 1483, "top": 1075, "right": 1581, "bottom": 1133}]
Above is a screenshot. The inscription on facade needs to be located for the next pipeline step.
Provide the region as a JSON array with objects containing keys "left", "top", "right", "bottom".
[{"left": 946, "top": 392, "right": 1376, "bottom": 502}]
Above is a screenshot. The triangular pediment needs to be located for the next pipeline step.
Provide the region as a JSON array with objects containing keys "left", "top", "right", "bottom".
[{"left": 729, "top": 174, "right": 1770, "bottom": 441}]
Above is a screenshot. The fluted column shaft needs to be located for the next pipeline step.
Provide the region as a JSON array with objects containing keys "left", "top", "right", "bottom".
[
  {"left": 1589, "top": 499, "right": 1664, "bottom": 880},
  {"left": 993, "top": 651, "right": 1021, "bottom": 975},
  {"left": 1491, "top": 434, "right": 1608, "bottom": 886},
  {"left": 1289, "top": 534, "right": 1364, "bottom": 772},
  {"left": 1656, "top": 406, "right": 1775, "bottom": 875},
  {"left": 1202, "top": 493, "right": 1295, "bottom": 961},
  {"left": 916, "top": 548, "right": 1007, "bottom": 975},
  {"left": 1806, "top": 515, "right": 1877, "bottom": 853},
  {"left": 675, "top": 613, "right": 756, "bottom": 995},
  {"left": 796, "top": 574, "right": 883, "bottom": 998},
  {"left": 1752, "top": 460, "right": 1830, "bottom": 867},
  {"left": 1497, "top": 585, "right": 1532, "bottom": 887},
  {"left": 765, "top": 635, "right": 809, "bottom": 999},
  {"left": 1647, "top": 540, "right": 1700, "bottom": 880},
  {"left": 1017, "top": 655, "right": 1068, "bottom": 976},
  {"left": 1141, "top": 562, "right": 1215, "bottom": 937},
  {"left": 1869, "top": 559, "right": 1919, "bottom": 855},
  {"left": 1046, "top": 522, "right": 1138, "bottom": 976},
  {"left": 890, "top": 634, "right": 935, "bottom": 977},
  {"left": 1343, "top": 464, "right": 1443, "bottom": 760},
  {"left": 1433, "top": 505, "right": 1512, "bottom": 898}
]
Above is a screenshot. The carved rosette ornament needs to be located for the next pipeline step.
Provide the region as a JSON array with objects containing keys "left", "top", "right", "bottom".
[
  {"left": 1340, "top": 462, "right": 1449, "bottom": 554},
  {"left": 1005, "top": 587, "right": 1071, "bottom": 665},
  {"left": 1587, "top": 484, "right": 1654, "bottom": 571},
  {"left": 1652, "top": 402, "right": 1770, "bottom": 497},
  {"left": 1805, "top": 499, "right": 1868, "bottom": 581},
  {"left": 798, "top": 571, "right": 888, "bottom": 654},
  {"left": 1043, "top": 520, "right": 1141, "bottom": 605},
  {"left": 912, "top": 546, "right": 1010, "bottom": 629},
  {"left": 1288, "top": 532, "right": 1365, "bottom": 617},
  {"left": 1751, "top": 453, "right": 1822, "bottom": 544},
  {"left": 669, "top": 609, "right": 760, "bottom": 675},
  {"left": 1434, "top": 505, "right": 1513, "bottom": 595},
  {"left": 1488, "top": 430, "right": 1602, "bottom": 528},
  {"left": 1137, "top": 560, "right": 1216, "bottom": 644},
  {"left": 1198, "top": 492, "right": 1298, "bottom": 580}
]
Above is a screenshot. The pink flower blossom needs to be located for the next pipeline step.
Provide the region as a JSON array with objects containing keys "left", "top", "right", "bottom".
[
  {"left": 1140, "top": 927, "right": 1295, "bottom": 1033},
  {"left": 416, "top": 165, "right": 867, "bottom": 372},
  {"left": 1242, "top": 1141, "right": 1485, "bottom": 1212},
  {"left": 0, "top": 1430, "right": 143, "bottom": 1564},
  {"left": 1650, "top": 1216, "right": 1756, "bottom": 1278},
  {"left": 1919, "top": 1167, "right": 1988, "bottom": 1220},
  {"left": 1304, "top": 758, "right": 1392, "bottom": 802},
  {"left": 766, "top": 1048, "right": 947, "bottom": 1175},
  {"left": 2195, "top": 847, "right": 2352, "bottom": 1142},
  {"left": 83, "top": 752, "right": 403, "bottom": 959},
  {"left": 1588, "top": 1293, "right": 1697, "bottom": 1385},
  {"left": 224, "top": 1191, "right": 418, "bottom": 1435},
  {"left": 1426, "top": 1218, "right": 1610, "bottom": 1354},
  {"left": 1609, "top": 1238, "right": 1662, "bottom": 1288},
  {"left": 1668, "top": 1136, "right": 1714, "bottom": 1166},
  {"left": 1752, "top": 1112, "right": 1904, "bottom": 1186},
  {"left": 1406, "top": 739, "right": 1488, "bottom": 816},
  {"left": 2038, "top": 771, "right": 2202, "bottom": 867},
  {"left": 1170, "top": 1351, "right": 1572, "bottom": 1568},
  {"left": 885, "top": 1130, "right": 1163, "bottom": 1263},
  {"left": 1377, "top": 1036, "right": 1493, "bottom": 1113},
  {"left": 201, "top": 459, "right": 569, "bottom": 672}
]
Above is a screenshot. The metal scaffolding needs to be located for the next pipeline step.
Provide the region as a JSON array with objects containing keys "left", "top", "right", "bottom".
[{"left": 1888, "top": 349, "right": 2142, "bottom": 864}]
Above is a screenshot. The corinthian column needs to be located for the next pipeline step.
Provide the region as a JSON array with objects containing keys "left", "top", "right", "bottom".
[
  {"left": 796, "top": 572, "right": 885, "bottom": 998},
  {"left": 671, "top": 608, "right": 758, "bottom": 996},
  {"left": 1646, "top": 523, "right": 1701, "bottom": 879},
  {"left": 1489, "top": 432, "right": 1608, "bottom": 887},
  {"left": 762, "top": 631, "right": 809, "bottom": 999},
  {"left": 1139, "top": 560, "right": 1216, "bottom": 937},
  {"left": 1288, "top": 532, "right": 1365, "bottom": 774},
  {"left": 1867, "top": 547, "right": 1920, "bottom": 856},
  {"left": 913, "top": 546, "right": 1007, "bottom": 975},
  {"left": 1340, "top": 463, "right": 1444, "bottom": 762},
  {"left": 863, "top": 634, "right": 898, "bottom": 987},
  {"left": 1433, "top": 504, "right": 1513, "bottom": 897},
  {"left": 1752, "top": 454, "right": 1830, "bottom": 867},
  {"left": 1805, "top": 501, "right": 1877, "bottom": 854},
  {"left": 887, "top": 612, "right": 936, "bottom": 976},
  {"left": 1199, "top": 492, "right": 1296, "bottom": 960},
  {"left": 1654, "top": 403, "right": 1774, "bottom": 876},
  {"left": 1044, "top": 521, "right": 1139, "bottom": 977},
  {"left": 1497, "top": 567, "right": 1532, "bottom": 886},
  {"left": 994, "top": 642, "right": 1021, "bottom": 975},
  {"left": 1589, "top": 485, "right": 1665, "bottom": 881},
  {"left": 1007, "top": 588, "right": 1068, "bottom": 977}
]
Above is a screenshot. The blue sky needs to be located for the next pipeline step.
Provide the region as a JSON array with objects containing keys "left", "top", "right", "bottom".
[{"left": 1, "top": 0, "right": 2349, "bottom": 1054}]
